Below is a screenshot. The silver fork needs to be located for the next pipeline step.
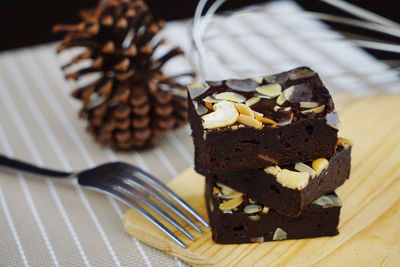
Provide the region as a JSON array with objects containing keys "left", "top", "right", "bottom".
[{"left": 0, "top": 154, "right": 209, "bottom": 248}]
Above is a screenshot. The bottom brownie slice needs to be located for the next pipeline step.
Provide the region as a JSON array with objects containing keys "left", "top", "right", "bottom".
[{"left": 206, "top": 178, "right": 341, "bottom": 244}]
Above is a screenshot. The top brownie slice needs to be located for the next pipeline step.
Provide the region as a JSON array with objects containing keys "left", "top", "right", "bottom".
[{"left": 188, "top": 67, "right": 339, "bottom": 174}]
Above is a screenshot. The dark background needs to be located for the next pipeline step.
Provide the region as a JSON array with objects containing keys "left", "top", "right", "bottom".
[{"left": 0, "top": 0, "right": 398, "bottom": 60}]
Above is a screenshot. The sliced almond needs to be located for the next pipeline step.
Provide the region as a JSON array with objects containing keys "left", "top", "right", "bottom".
[
  {"left": 237, "top": 114, "right": 263, "bottom": 129},
  {"left": 294, "top": 162, "right": 317, "bottom": 179},
  {"left": 262, "top": 206, "right": 270, "bottom": 214},
  {"left": 255, "top": 115, "right": 278, "bottom": 125},
  {"left": 216, "top": 183, "right": 234, "bottom": 194},
  {"left": 253, "top": 76, "right": 264, "bottom": 84},
  {"left": 187, "top": 82, "right": 209, "bottom": 98},
  {"left": 312, "top": 158, "right": 329, "bottom": 176},
  {"left": 300, "top": 101, "right": 319, "bottom": 109},
  {"left": 276, "top": 93, "right": 286, "bottom": 105},
  {"left": 301, "top": 105, "right": 325, "bottom": 114},
  {"left": 202, "top": 100, "right": 239, "bottom": 129},
  {"left": 250, "top": 236, "right": 264, "bottom": 243},
  {"left": 264, "top": 165, "right": 281, "bottom": 176},
  {"left": 219, "top": 191, "right": 243, "bottom": 199},
  {"left": 252, "top": 110, "right": 264, "bottom": 118},
  {"left": 289, "top": 68, "right": 315, "bottom": 80},
  {"left": 235, "top": 103, "right": 254, "bottom": 118},
  {"left": 255, "top": 83, "right": 282, "bottom": 98},
  {"left": 273, "top": 228, "right": 287, "bottom": 241},
  {"left": 337, "top": 137, "right": 353, "bottom": 149},
  {"left": 219, "top": 197, "right": 243, "bottom": 211},
  {"left": 194, "top": 103, "right": 208, "bottom": 116},
  {"left": 313, "top": 194, "right": 342, "bottom": 208},
  {"left": 215, "top": 92, "right": 246, "bottom": 103},
  {"left": 203, "top": 96, "right": 219, "bottom": 103},
  {"left": 244, "top": 204, "right": 262, "bottom": 214},
  {"left": 188, "top": 82, "right": 205, "bottom": 89},
  {"left": 276, "top": 169, "right": 309, "bottom": 190},
  {"left": 249, "top": 198, "right": 257, "bottom": 204},
  {"left": 222, "top": 209, "right": 233, "bottom": 214},
  {"left": 283, "top": 86, "right": 295, "bottom": 101},
  {"left": 245, "top": 96, "right": 261, "bottom": 106}
]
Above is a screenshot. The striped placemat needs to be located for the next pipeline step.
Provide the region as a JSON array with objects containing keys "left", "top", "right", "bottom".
[{"left": 0, "top": 1, "right": 399, "bottom": 266}]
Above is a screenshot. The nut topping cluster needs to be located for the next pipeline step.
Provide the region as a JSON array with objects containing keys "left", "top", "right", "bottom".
[
  {"left": 188, "top": 68, "right": 328, "bottom": 131},
  {"left": 264, "top": 157, "right": 331, "bottom": 190},
  {"left": 214, "top": 183, "right": 270, "bottom": 218}
]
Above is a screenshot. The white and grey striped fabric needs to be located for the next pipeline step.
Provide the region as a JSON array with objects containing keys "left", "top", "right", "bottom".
[{"left": 0, "top": 1, "right": 399, "bottom": 266}]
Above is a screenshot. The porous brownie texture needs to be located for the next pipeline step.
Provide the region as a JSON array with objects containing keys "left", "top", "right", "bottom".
[
  {"left": 188, "top": 67, "right": 339, "bottom": 174},
  {"left": 209, "top": 144, "right": 351, "bottom": 217},
  {"left": 206, "top": 179, "right": 341, "bottom": 244}
]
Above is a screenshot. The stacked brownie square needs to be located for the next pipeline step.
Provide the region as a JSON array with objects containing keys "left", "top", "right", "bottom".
[{"left": 187, "top": 67, "right": 352, "bottom": 244}]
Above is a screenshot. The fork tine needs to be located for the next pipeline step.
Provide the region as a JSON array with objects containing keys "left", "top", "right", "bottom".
[
  {"left": 127, "top": 165, "right": 209, "bottom": 228},
  {"left": 114, "top": 181, "right": 195, "bottom": 241},
  {"left": 94, "top": 185, "right": 187, "bottom": 248},
  {"left": 122, "top": 172, "right": 203, "bottom": 233}
]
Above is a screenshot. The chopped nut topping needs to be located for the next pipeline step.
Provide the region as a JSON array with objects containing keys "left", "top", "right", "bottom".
[
  {"left": 244, "top": 204, "right": 262, "bottom": 214},
  {"left": 187, "top": 82, "right": 209, "bottom": 98},
  {"left": 237, "top": 114, "right": 263, "bottom": 129},
  {"left": 276, "top": 93, "right": 286, "bottom": 105},
  {"left": 231, "top": 125, "right": 238, "bottom": 130},
  {"left": 264, "top": 165, "right": 281, "bottom": 176},
  {"left": 289, "top": 68, "right": 315, "bottom": 80},
  {"left": 273, "top": 105, "right": 281, "bottom": 112},
  {"left": 226, "top": 79, "right": 258, "bottom": 92},
  {"left": 255, "top": 83, "right": 282, "bottom": 98},
  {"left": 252, "top": 110, "right": 264, "bottom": 118},
  {"left": 219, "top": 191, "right": 243, "bottom": 199},
  {"left": 202, "top": 100, "right": 239, "bottom": 129},
  {"left": 250, "top": 236, "right": 264, "bottom": 243},
  {"left": 255, "top": 115, "right": 278, "bottom": 125},
  {"left": 295, "top": 162, "right": 317, "bottom": 179},
  {"left": 276, "top": 169, "right": 309, "bottom": 190},
  {"left": 312, "top": 158, "right": 329, "bottom": 176},
  {"left": 195, "top": 103, "right": 208, "bottom": 116},
  {"left": 219, "top": 197, "right": 243, "bottom": 211},
  {"left": 203, "top": 96, "right": 219, "bottom": 103},
  {"left": 337, "top": 137, "right": 353, "bottom": 149},
  {"left": 301, "top": 105, "right": 325, "bottom": 114},
  {"left": 216, "top": 183, "right": 234, "bottom": 194},
  {"left": 215, "top": 92, "right": 246, "bottom": 103},
  {"left": 235, "top": 103, "right": 254, "bottom": 118},
  {"left": 245, "top": 96, "right": 261, "bottom": 106},
  {"left": 262, "top": 207, "right": 270, "bottom": 214},
  {"left": 300, "top": 101, "right": 319, "bottom": 108},
  {"left": 313, "top": 194, "right": 342, "bottom": 208},
  {"left": 222, "top": 209, "right": 233, "bottom": 214},
  {"left": 273, "top": 228, "right": 288, "bottom": 240},
  {"left": 253, "top": 76, "right": 264, "bottom": 84},
  {"left": 326, "top": 111, "right": 341, "bottom": 130},
  {"left": 249, "top": 198, "right": 257, "bottom": 204}
]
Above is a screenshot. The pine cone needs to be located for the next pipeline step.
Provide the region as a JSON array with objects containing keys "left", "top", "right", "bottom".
[{"left": 53, "top": 0, "right": 191, "bottom": 149}]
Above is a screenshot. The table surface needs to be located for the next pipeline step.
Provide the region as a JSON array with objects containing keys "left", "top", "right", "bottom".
[{"left": 0, "top": 1, "right": 399, "bottom": 266}]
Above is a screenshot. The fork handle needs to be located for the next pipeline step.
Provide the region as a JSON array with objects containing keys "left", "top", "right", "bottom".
[{"left": 0, "top": 154, "right": 73, "bottom": 178}]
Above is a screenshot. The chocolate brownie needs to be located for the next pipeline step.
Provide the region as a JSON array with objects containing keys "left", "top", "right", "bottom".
[
  {"left": 206, "top": 179, "right": 342, "bottom": 244},
  {"left": 209, "top": 141, "right": 351, "bottom": 217},
  {"left": 187, "top": 67, "right": 339, "bottom": 174}
]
